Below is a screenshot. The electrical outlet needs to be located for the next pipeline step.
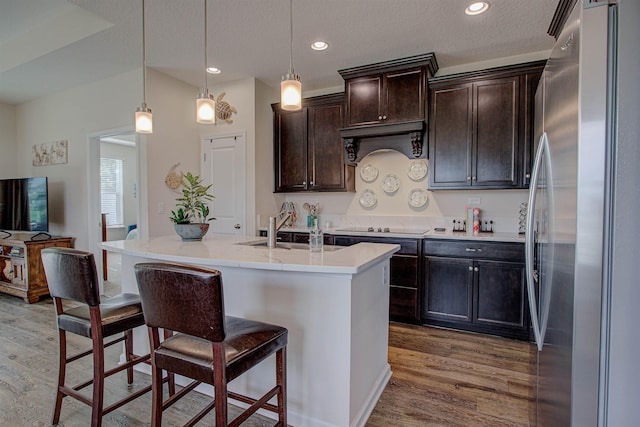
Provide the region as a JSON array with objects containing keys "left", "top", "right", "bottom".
[
  {"left": 158, "top": 202, "right": 165, "bottom": 214},
  {"left": 468, "top": 197, "right": 481, "bottom": 205}
]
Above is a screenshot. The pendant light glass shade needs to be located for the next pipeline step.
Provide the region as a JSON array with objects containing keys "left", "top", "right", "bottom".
[
  {"left": 281, "top": 74, "right": 302, "bottom": 110},
  {"left": 135, "top": 0, "right": 153, "bottom": 134},
  {"left": 135, "top": 103, "right": 153, "bottom": 133},
  {"left": 197, "top": 0, "right": 216, "bottom": 124},
  {"left": 281, "top": 0, "right": 301, "bottom": 111},
  {"left": 197, "top": 90, "right": 216, "bottom": 124}
]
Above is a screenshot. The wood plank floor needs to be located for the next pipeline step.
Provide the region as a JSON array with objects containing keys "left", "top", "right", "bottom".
[
  {"left": 368, "top": 323, "right": 536, "bottom": 426},
  {"left": 0, "top": 257, "right": 535, "bottom": 426}
]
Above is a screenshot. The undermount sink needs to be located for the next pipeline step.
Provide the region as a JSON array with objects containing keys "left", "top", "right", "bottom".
[{"left": 237, "top": 240, "right": 343, "bottom": 252}]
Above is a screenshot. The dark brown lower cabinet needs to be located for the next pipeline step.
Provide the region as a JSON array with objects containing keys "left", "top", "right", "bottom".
[
  {"left": 423, "top": 256, "right": 473, "bottom": 323},
  {"left": 475, "top": 260, "right": 527, "bottom": 331},
  {"left": 423, "top": 239, "right": 529, "bottom": 340},
  {"left": 334, "top": 236, "right": 421, "bottom": 323},
  {"left": 257, "top": 231, "right": 527, "bottom": 336}
]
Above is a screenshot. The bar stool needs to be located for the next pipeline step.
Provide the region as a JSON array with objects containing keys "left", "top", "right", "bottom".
[
  {"left": 41, "top": 248, "right": 154, "bottom": 427},
  {"left": 134, "top": 262, "right": 288, "bottom": 427}
]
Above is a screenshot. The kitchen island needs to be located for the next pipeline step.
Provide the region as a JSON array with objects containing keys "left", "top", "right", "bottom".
[{"left": 101, "top": 234, "right": 399, "bottom": 427}]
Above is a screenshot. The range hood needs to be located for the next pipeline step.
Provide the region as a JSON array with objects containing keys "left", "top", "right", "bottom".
[
  {"left": 338, "top": 52, "right": 438, "bottom": 164},
  {"left": 340, "top": 121, "right": 425, "bottom": 163}
]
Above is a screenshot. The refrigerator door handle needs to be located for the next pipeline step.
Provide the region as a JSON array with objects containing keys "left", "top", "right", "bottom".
[{"left": 526, "top": 132, "right": 548, "bottom": 351}]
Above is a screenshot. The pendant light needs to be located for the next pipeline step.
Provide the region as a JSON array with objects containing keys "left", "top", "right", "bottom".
[
  {"left": 135, "top": 0, "right": 152, "bottom": 134},
  {"left": 281, "top": 0, "right": 302, "bottom": 111},
  {"left": 196, "top": 0, "right": 216, "bottom": 124}
]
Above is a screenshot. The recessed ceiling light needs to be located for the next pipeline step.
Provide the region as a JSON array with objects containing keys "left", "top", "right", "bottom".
[
  {"left": 465, "top": 1, "right": 490, "bottom": 15},
  {"left": 206, "top": 67, "right": 221, "bottom": 74},
  {"left": 311, "top": 41, "right": 329, "bottom": 51}
]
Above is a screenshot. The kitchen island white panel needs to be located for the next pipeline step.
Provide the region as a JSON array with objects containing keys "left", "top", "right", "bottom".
[{"left": 102, "top": 234, "right": 399, "bottom": 427}]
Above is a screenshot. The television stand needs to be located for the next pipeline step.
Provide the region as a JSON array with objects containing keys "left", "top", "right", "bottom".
[{"left": 0, "top": 233, "right": 74, "bottom": 303}]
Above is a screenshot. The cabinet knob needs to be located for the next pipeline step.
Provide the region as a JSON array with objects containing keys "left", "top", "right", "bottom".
[
  {"left": 302, "top": 181, "right": 306, "bottom": 186},
  {"left": 310, "top": 181, "right": 314, "bottom": 186},
  {"left": 472, "top": 176, "right": 476, "bottom": 181},
  {"left": 467, "top": 176, "right": 471, "bottom": 181},
  {"left": 382, "top": 115, "right": 387, "bottom": 120},
  {"left": 474, "top": 267, "right": 479, "bottom": 272},
  {"left": 525, "top": 173, "right": 531, "bottom": 178},
  {"left": 234, "top": 224, "right": 241, "bottom": 229},
  {"left": 378, "top": 115, "right": 383, "bottom": 120},
  {"left": 469, "top": 266, "right": 473, "bottom": 271}
]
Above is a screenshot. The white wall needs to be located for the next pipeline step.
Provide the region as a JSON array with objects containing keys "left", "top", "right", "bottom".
[
  {"left": 255, "top": 80, "right": 281, "bottom": 230},
  {"left": 144, "top": 69, "right": 201, "bottom": 238},
  {"left": 14, "top": 68, "right": 203, "bottom": 249},
  {"left": 191, "top": 78, "right": 259, "bottom": 235},
  {"left": 15, "top": 69, "right": 141, "bottom": 248},
  {"left": 436, "top": 51, "right": 549, "bottom": 77},
  {"left": 0, "top": 102, "right": 17, "bottom": 177},
  {"left": 11, "top": 68, "right": 275, "bottom": 248}
]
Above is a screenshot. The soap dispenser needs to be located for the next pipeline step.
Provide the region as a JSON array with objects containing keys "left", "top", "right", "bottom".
[{"left": 309, "top": 219, "right": 323, "bottom": 253}]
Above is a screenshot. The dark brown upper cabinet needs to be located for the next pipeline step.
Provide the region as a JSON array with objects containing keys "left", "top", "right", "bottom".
[
  {"left": 338, "top": 53, "right": 438, "bottom": 163},
  {"left": 344, "top": 67, "right": 426, "bottom": 127},
  {"left": 272, "top": 94, "right": 355, "bottom": 193},
  {"left": 428, "top": 61, "right": 544, "bottom": 190}
]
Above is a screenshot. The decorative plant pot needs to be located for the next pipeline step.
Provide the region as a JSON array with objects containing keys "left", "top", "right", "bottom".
[{"left": 174, "top": 223, "right": 210, "bottom": 241}]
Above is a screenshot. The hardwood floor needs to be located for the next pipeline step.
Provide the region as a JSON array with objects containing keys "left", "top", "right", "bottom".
[
  {"left": 0, "top": 256, "right": 535, "bottom": 426},
  {"left": 368, "top": 323, "right": 536, "bottom": 426}
]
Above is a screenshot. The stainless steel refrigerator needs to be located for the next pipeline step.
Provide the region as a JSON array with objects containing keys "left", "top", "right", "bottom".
[{"left": 526, "top": 0, "right": 640, "bottom": 426}]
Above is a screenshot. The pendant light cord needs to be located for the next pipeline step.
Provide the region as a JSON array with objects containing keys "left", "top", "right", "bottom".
[
  {"left": 142, "top": 0, "right": 147, "bottom": 105},
  {"left": 289, "top": 0, "right": 294, "bottom": 74},
  {"left": 204, "top": 0, "right": 208, "bottom": 91}
]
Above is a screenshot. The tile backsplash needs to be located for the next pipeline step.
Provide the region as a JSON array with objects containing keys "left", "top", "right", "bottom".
[{"left": 280, "top": 150, "right": 529, "bottom": 233}]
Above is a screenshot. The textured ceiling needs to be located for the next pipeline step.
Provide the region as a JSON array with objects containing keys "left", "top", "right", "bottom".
[{"left": 0, "top": 0, "right": 558, "bottom": 105}]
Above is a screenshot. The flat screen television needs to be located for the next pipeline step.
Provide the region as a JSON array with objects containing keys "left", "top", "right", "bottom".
[{"left": 0, "top": 177, "right": 49, "bottom": 232}]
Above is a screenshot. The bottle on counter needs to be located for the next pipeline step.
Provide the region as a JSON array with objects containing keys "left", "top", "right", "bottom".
[
  {"left": 307, "top": 214, "right": 318, "bottom": 228},
  {"left": 473, "top": 207, "right": 481, "bottom": 236},
  {"left": 309, "top": 219, "right": 323, "bottom": 253},
  {"left": 466, "top": 207, "right": 474, "bottom": 236}
]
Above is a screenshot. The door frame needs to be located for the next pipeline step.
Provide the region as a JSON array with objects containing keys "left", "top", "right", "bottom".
[{"left": 87, "top": 126, "right": 148, "bottom": 290}]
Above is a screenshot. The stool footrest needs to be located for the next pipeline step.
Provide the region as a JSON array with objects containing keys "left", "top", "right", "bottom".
[
  {"left": 228, "top": 386, "right": 281, "bottom": 427},
  {"left": 71, "top": 353, "right": 151, "bottom": 392}
]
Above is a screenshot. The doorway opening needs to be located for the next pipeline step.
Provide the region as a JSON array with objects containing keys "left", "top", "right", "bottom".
[{"left": 87, "top": 127, "right": 147, "bottom": 293}]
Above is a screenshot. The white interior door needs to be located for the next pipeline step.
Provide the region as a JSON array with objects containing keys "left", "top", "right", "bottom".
[{"left": 201, "top": 134, "right": 246, "bottom": 235}]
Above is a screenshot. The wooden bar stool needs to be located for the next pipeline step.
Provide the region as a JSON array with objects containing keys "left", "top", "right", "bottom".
[
  {"left": 134, "top": 262, "right": 288, "bottom": 427},
  {"left": 41, "top": 248, "right": 156, "bottom": 427}
]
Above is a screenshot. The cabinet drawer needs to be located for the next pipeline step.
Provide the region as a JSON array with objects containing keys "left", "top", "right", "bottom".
[
  {"left": 423, "top": 239, "right": 524, "bottom": 262},
  {"left": 390, "top": 286, "right": 419, "bottom": 320},
  {"left": 333, "top": 236, "right": 419, "bottom": 255},
  {"left": 390, "top": 255, "right": 419, "bottom": 288}
]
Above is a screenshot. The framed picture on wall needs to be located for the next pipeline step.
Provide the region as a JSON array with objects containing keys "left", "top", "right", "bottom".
[{"left": 33, "top": 140, "right": 68, "bottom": 166}]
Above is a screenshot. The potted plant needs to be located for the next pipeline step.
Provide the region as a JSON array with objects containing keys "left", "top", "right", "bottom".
[{"left": 169, "top": 172, "right": 215, "bottom": 241}]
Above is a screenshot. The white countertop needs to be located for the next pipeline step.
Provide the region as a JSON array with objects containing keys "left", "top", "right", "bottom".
[
  {"left": 101, "top": 234, "right": 400, "bottom": 274},
  {"left": 261, "top": 226, "right": 525, "bottom": 243}
]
